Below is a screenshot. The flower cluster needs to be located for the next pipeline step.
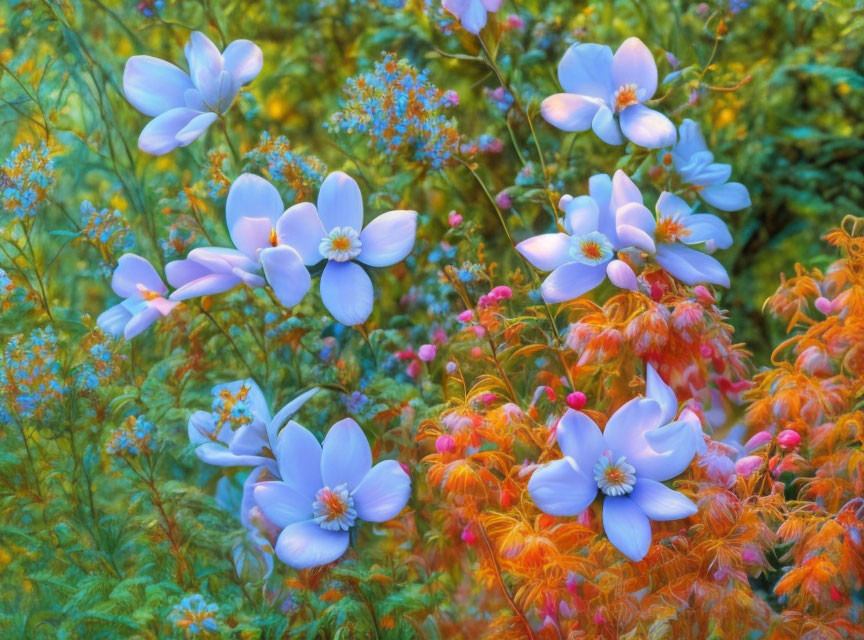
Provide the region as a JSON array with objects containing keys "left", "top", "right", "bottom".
[
  {"left": 168, "top": 594, "right": 220, "bottom": 637},
  {"left": 0, "top": 142, "right": 54, "bottom": 220},
  {"left": 0, "top": 326, "right": 65, "bottom": 422},
  {"left": 244, "top": 132, "right": 327, "bottom": 201},
  {"left": 78, "top": 200, "right": 136, "bottom": 276},
  {"left": 105, "top": 415, "right": 156, "bottom": 456},
  {"left": 327, "top": 54, "right": 460, "bottom": 168}
]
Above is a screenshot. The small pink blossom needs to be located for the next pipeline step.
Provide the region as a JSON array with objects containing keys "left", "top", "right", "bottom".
[
  {"left": 457, "top": 309, "right": 475, "bottom": 323},
  {"left": 436, "top": 434, "right": 456, "bottom": 454},
  {"left": 495, "top": 190, "right": 512, "bottom": 209},
  {"left": 776, "top": 429, "right": 801, "bottom": 451},
  {"left": 418, "top": 344, "right": 437, "bottom": 362},
  {"left": 566, "top": 391, "right": 587, "bottom": 410},
  {"left": 448, "top": 210, "right": 463, "bottom": 227},
  {"left": 744, "top": 431, "right": 772, "bottom": 452},
  {"left": 735, "top": 455, "right": 763, "bottom": 477}
]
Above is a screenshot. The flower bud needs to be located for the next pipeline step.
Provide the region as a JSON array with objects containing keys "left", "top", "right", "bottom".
[
  {"left": 445, "top": 361, "right": 458, "bottom": 374},
  {"left": 814, "top": 296, "right": 834, "bottom": 315},
  {"left": 735, "top": 455, "right": 763, "bottom": 477},
  {"left": 418, "top": 344, "right": 437, "bottom": 362},
  {"left": 776, "top": 429, "right": 801, "bottom": 451},
  {"left": 566, "top": 391, "right": 587, "bottom": 410},
  {"left": 448, "top": 210, "right": 463, "bottom": 227},
  {"left": 435, "top": 434, "right": 456, "bottom": 454},
  {"left": 461, "top": 524, "right": 477, "bottom": 545},
  {"left": 744, "top": 430, "right": 772, "bottom": 452},
  {"left": 495, "top": 190, "right": 512, "bottom": 209}
]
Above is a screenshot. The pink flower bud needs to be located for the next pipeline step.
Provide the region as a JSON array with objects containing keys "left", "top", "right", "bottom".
[
  {"left": 472, "top": 325, "right": 486, "bottom": 338},
  {"left": 477, "top": 294, "right": 493, "bottom": 308},
  {"left": 436, "top": 434, "right": 456, "bottom": 454},
  {"left": 735, "top": 455, "right": 763, "bottom": 477},
  {"left": 443, "top": 90, "right": 459, "bottom": 106},
  {"left": 470, "top": 346, "right": 483, "bottom": 358},
  {"left": 489, "top": 285, "right": 512, "bottom": 300},
  {"left": 744, "top": 430, "right": 772, "bottom": 452},
  {"left": 406, "top": 359, "right": 422, "bottom": 379},
  {"left": 776, "top": 429, "right": 801, "bottom": 451},
  {"left": 566, "top": 391, "right": 587, "bottom": 410},
  {"left": 418, "top": 344, "right": 437, "bottom": 362},
  {"left": 433, "top": 328, "right": 447, "bottom": 344},
  {"left": 506, "top": 13, "right": 524, "bottom": 29},
  {"left": 495, "top": 190, "right": 512, "bottom": 209},
  {"left": 461, "top": 524, "right": 476, "bottom": 545},
  {"left": 448, "top": 210, "right": 463, "bottom": 227},
  {"left": 457, "top": 309, "right": 474, "bottom": 323},
  {"left": 814, "top": 296, "right": 834, "bottom": 315},
  {"left": 480, "top": 393, "right": 497, "bottom": 405},
  {"left": 693, "top": 285, "right": 715, "bottom": 304}
]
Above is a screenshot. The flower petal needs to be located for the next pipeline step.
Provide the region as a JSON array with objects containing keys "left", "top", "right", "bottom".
[
  {"left": 275, "top": 421, "right": 322, "bottom": 501},
  {"left": 174, "top": 111, "right": 218, "bottom": 145},
  {"left": 459, "top": 0, "right": 488, "bottom": 34},
  {"left": 317, "top": 171, "right": 363, "bottom": 232},
  {"left": 321, "top": 418, "right": 372, "bottom": 491},
  {"left": 555, "top": 409, "right": 604, "bottom": 474},
  {"left": 168, "top": 272, "right": 243, "bottom": 301},
  {"left": 637, "top": 418, "right": 702, "bottom": 480},
  {"left": 195, "top": 443, "right": 268, "bottom": 468},
  {"left": 357, "top": 210, "right": 418, "bottom": 267},
  {"left": 616, "top": 202, "right": 656, "bottom": 239},
  {"left": 646, "top": 364, "right": 678, "bottom": 425},
  {"left": 123, "top": 56, "right": 193, "bottom": 117},
  {"left": 267, "top": 388, "right": 319, "bottom": 447},
  {"left": 606, "top": 259, "right": 638, "bottom": 290},
  {"left": 97, "top": 304, "right": 132, "bottom": 338},
  {"left": 603, "top": 397, "right": 663, "bottom": 460},
  {"left": 320, "top": 260, "right": 374, "bottom": 326},
  {"left": 227, "top": 173, "right": 284, "bottom": 244},
  {"left": 124, "top": 306, "right": 162, "bottom": 339},
  {"left": 137, "top": 107, "right": 200, "bottom": 155},
  {"left": 602, "top": 496, "right": 652, "bottom": 561},
  {"left": 259, "top": 245, "right": 311, "bottom": 308},
  {"left": 616, "top": 225, "right": 656, "bottom": 254},
  {"left": 541, "top": 93, "right": 601, "bottom": 132},
  {"left": 515, "top": 233, "right": 572, "bottom": 272},
  {"left": 655, "top": 191, "right": 692, "bottom": 222},
  {"left": 612, "top": 37, "right": 657, "bottom": 100},
  {"left": 699, "top": 182, "right": 751, "bottom": 211},
  {"left": 275, "top": 202, "right": 326, "bottom": 265},
  {"left": 112, "top": 253, "right": 166, "bottom": 297},
  {"left": 682, "top": 213, "right": 733, "bottom": 249},
  {"left": 619, "top": 104, "right": 677, "bottom": 149},
  {"left": 275, "top": 520, "right": 350, "bottom": 569},
  {"left": 674, "top": 119, "right": 709, "bottom": 161},
  {"left": 528, "top": 457, "right": 597, "bottom": 516},
  {"left": 591, "top": 104, "right": 624, "bottom": 145},
  {"left": 563, "top": 195, "right": 600, "bottom": 236},
  {"left": 630, "top": 478, "right": 697, "bottom": 521},
  {"left": 254, "top": 481, "right": 314, "bottom": 529},
  {"left": 557, "top": 43, "right": 614, "bottom": 100},
  {"left": 541, "top": 261, "right": 607, "bottom": 303},
  {"left": 655, "top": 243, "right": 729, "bottom": 287},
  {"left": 610, "top": 170, "right": 643, "bottom": 213},
  {"left": 351, "top": 460, "right": 411, "bottom": 522},
  {"left": 184, "top": 31, "right": 223, "bottom": 108},
  {"left": 222, "top": 39, "right": 263, "bottom": 86}
]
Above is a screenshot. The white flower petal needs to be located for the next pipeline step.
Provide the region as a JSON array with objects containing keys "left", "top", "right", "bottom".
[
  {"left": 222, "top": 39, "right": 263, "bottom": 86},
  {"left": 137, "top": 107, "right": 201, "bottom": 155},
  {"left": 351, "top": 460, "right": 411, "bottom": 522},
  {"left": 259, "top": 245, "right": 311, "bottom": 308},
  {"left": 321, "top": 418, "right": 372, "bottom": 491},
  {"left": 195, "top": 443, "right": 268, "bottom": 468},
  {"left": 317, "top": 171, "right": 363, "bottom": 232},
  {"left": 112, "top": 253, "right": 166, "bottom": 297},
  {"left": 616, "top": 223, "right": 656, "bottom": 254},
  {"left": 123, "top": 56, "right": 193, "bottom": 117},
  {"left": 646, "top": 364, "right": 678, "bottom": 425},
  {"left": 606, "top": 259, "right": 638, "bottom": 290},
  {"left": 630, "top": 478, "right": 697, "bottom": 521},
  {"left": 275, "top": 202, "right": 326, "bottom": 265},
  {"left": 267, "top": 388, "right": 319, "bottom": 447},
  {"left": 515, "top": 233, "right": 572, "bottom": 272},
  {"left": 254, "top": 481, "right": 313, "bottom": 529},
  {"left": 563, "top": 195, "right": 600, "bottom": 236},
  {"left": 699, "top": 182, "right": 751, "bottom": 211},
  {"left": 357, "top": 210, "right": 417, "bottom": 267},
  {"left": 603, "top": 397, "right": 663, "bottom": 460},
  {"left": 682, "top": 213, "right": 733, "bottom": 249},
  {"left": 591, "top": 104, "right": 624, "bottom": 145},
  {"left": 174, "top": 111, "right": 218, "bottom": 145},
  {"left": 619, "top": 104, "right": 677, "bottom": 149},
  {"left": 541, "top": 93, "right": 601, "bottom": 132},
  {"left": 320, "top": 260, "right": 374, "bottom": 326},
  {"left": 556, "top": 409, "right": 605, "bottom": 474},
  {"left": 275, "top": 520, "right": 350, "bottom": 569},
  {"left": 97, "top": 304, "right": 132, "bottom": 338},
  {"left": 275, "top": 421, "right": 322, "bottom": 501},
  {"left": 612, "top": 37, "right": 658, "bottom": 100},
  {"left": 655, "top": 191, "right": 692, "bottom": 222},
  {"left": 602, "top": 496, "right": 652, "bottom": 561},
  {"left": 528, "top": 457, "right": 597, "bottom": 516},
  {"left": 610, "top": 170, "right": 643, "bottom": 213},
  {"left": 226, "top": 173, "right": 284, "bottom": 239},
  {"left": 558, "top": 43, "right": 614, "bottom": 100},
  {"left": 184, "top": 31, "right": 223, "bottom": 108},
  {"left": 655, "top": 243, "right": 729, "bottom": 287},
  {"left": 541, "top": 261, "right": 608, "bottom": 303}
]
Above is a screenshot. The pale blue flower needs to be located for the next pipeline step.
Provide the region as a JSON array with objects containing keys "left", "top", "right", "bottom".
[
  {"left": 97, "top": 254, "right": 177, "bottom": 339},
  {"left": 528, "top": 365, "right": 704, "bottom": 561},
  {"left": 442, "top": 0, "right": 502, "bottom": 34},
  {"left": 254, "top": 418, "right": 411, "bottom": 569},
  {"left": 671, "top": 119, "right": 751, "bottom": 211},
  {"left": 124, "top": 32, "right": 262, "bottom": 155},
  {"left": 542, "top": 37, "right": 676, "bottom": 149}
]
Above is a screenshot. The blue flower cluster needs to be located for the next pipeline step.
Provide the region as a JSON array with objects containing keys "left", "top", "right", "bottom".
[
  {"left": 212, "top": 382, "right": 255, "bottom": 432},
  {"left": 0, "top": 326, "right": 65, "bottom": 422},
  {"left": 244, "top": 132, "right": 327, "bottom": 201},
  {"left": 1, "top": 142, "right": 54, "bottom": 220},
  {"left": 169, "top": 594, "right": 220, "bottom": 637},
  {"left": 326, "top": 54, "right": 460, "bottom": 168},
  {"left": 79, "top": 201, "right": 135, "bottom": 275},
  {"left": 77, "top": 342, "right": 120, "bottom": 391},
  {"left": 105, "top": 415, "right": 156, "bottom": 456}
]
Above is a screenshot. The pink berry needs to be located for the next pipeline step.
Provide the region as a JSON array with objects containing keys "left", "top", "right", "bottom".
[{"left": 566, "top": 391, "right": 587, "bottom": 410}]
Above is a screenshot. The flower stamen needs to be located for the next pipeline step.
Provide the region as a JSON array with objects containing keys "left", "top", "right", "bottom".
[
  {"left": 320, "top": 226, "right": 362, "bottom": 262},
  {"left": 593, "top": 452, "right": 637, "bottom": 497},
  {"left": 613, "top": 83, "right": 641, "bottom": 112},
  {"left": 312, "top": 484, "right": 357, "bottom": 531}
]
